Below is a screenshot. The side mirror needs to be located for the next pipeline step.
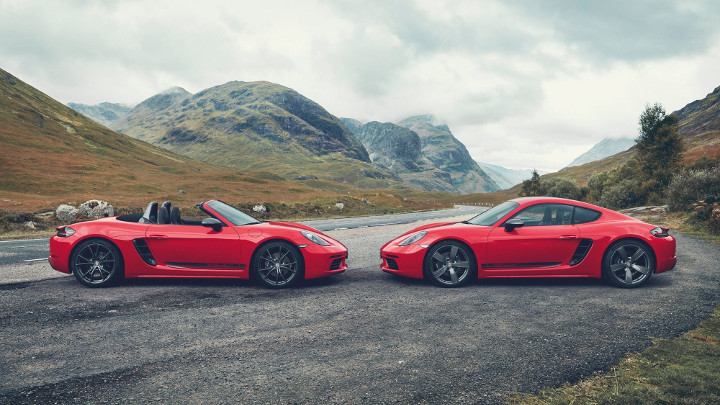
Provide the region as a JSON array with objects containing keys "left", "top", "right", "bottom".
[
  {"left": 503, "top": 218, "right": 525, "bottom": 232},
  {"left": 202, "top": 218, "right": 223, "bottom": 232}
]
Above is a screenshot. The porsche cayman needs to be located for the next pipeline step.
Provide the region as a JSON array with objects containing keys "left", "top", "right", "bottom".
[{"left": 380, "top": 197, "right": 676, "bottom": 288}]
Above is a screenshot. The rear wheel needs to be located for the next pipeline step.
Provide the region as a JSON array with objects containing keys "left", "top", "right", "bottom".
[
  {"left": 252, "top": 241, "right": 304, "bottom": 288},
  {"left": 602, "top": 240, "right": 654, "bottom": 288},
  {"left": 423, "top": 241, "right": 476, "bottom": 288},
  {"left": 70, "top": 239, "right": 124, "bottom": 288}
]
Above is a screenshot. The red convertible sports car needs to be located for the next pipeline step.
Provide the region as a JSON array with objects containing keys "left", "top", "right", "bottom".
[
  {"left": 49, "top": 200, "right": 348, "bottom": 288},
  {"left": 381, "top": 197, "right": 676, "bottom": 288}
]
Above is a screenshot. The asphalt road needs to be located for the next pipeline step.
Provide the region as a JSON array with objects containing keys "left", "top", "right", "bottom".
[
  {"left": 302, "top": 204, "right": 489, "bottom": 231},
  {"left": 0, "top": 238, "right": 50, "bottom": 266},
  {"left": 1, "top": 221, "right": 719, "bottom": 404}
]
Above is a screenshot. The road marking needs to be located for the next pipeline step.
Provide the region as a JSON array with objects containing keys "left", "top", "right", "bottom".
[
  {"left": 0, "top": 238, "right": 49, "bottom": 243},
  {"left": 23, "top": 258, "right": 47, "bottom": 263}
]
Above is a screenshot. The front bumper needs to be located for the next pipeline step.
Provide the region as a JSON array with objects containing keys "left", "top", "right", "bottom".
[
  {"left": 301, "top": 243, "right": 348, "bottom": 279},
  {"left": 380, "top": 243, "right": 426, "bottom": 279}
]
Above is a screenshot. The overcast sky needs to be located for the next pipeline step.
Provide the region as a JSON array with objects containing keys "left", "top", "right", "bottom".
[{"left": 2, "top": 0, "right": 719, "bottom": 171}]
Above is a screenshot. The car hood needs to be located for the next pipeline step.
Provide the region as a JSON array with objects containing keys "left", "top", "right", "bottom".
[
  {"left": 266, "top": 221, "right": 325, "bottom": 234},
  {"left": 397, "top": 221, "right": 463, "bottom": 238}
]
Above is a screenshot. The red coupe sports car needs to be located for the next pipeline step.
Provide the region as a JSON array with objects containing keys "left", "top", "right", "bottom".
[
  {"left": 380, "top": 197, "right": 677, "bottom": 288},
  {"left": 49, "top": 200, "right": 348, "bottom": 288}
]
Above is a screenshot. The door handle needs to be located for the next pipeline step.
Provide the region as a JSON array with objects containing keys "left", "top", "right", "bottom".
[
  {"left": 148, "top": 234, "right": 168, "bottom": 239},
  {"left": 558, "top": 235, "right": 577, "bottom": 240}
]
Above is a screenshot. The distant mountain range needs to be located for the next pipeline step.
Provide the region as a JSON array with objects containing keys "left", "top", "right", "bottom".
[
  {"left": 476, "top": 163, "right": 544, "bottom": 190},
  {"left": 107, "top": 81, "right": 404, "bottom": 189},
  {"left": 342, "top": 116, "right": 500, "bottom": 193},
  {"left": 64, "top": 75, "right": 720, "bottom": 196},
  {"left": 0, "top": 67, "right": 314, "bottom": 211},
  {"left": 565, "top": 137, "right": 635, "bottom": 168},
  {"left": 70, "top": 82, "right": 502, "bottom": 193},
  {"left": 66, "top": 102, "right": 133, "bottom": 127}
]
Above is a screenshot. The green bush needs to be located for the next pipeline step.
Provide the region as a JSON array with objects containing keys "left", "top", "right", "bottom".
[
  {"left": 667, "top": 167, "right": 720, "bottom": 211},
  {"left": 598, "top": 178, "right": 643, "bottom": 209},
  {"left": 543, "top": 178, "right": 583, "bottom": 200}
]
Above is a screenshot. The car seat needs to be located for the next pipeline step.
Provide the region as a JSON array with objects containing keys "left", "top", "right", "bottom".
[
  {"left": 157, "top": 206, "right": 170, "bottom": 224},
  {"left": 170, "top": 206, "right": 182, "bottom": 225},
  {"left": 140, "top": 201, "right": 158, "bottom": 223}
]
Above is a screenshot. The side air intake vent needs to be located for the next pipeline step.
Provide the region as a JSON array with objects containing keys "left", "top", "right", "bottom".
[
  {"left": 570, "top": 239, "right": 593, "bottom": 266},
  {"left": 133, "top": 239, "right": 157, "bottom": 266}
]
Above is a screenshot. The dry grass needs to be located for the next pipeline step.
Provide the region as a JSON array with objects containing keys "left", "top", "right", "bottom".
[
  {"left": 509, "top": 305, "right": 720, "bottom": 405},
  {"left": 507, "top": 213, "right": 720, "bottom": 405}
]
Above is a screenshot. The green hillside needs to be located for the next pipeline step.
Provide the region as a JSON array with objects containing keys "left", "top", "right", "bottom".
[
  {"left": 528, "top": 85, "right": 720, "bottom": 187},
  {"left": 111, "top": 81, "right": 402, "bottom": 189}
]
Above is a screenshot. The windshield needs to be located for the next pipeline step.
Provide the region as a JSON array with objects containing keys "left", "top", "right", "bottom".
[
  {"left": 206, "top": 200, "right": 261, "bottom": 226},
  {"left": 466, "top": 201, "right": 519, "bottom": 226}
]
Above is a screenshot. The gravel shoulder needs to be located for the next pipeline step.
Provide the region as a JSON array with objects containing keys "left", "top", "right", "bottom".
[{"left": 1, "top": 223, "right": 718, "bottom": 404}]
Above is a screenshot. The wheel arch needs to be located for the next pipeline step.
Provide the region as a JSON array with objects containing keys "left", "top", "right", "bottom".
[
  {"left": 249, "top": 238, "right": 306, "bottom": 280},
  {"left": 604, "top": 236, "right": 658, "bottom": 272},
  {"left": 68, "top": 236, "right": 125, "bottom": 277},
  {"left": 422, "top": 238, "right": 479, "bottom": 279}
]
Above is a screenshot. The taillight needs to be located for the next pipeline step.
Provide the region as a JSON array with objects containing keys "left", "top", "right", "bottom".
[
  {"left": 55, "top": 226, "right": 76, "bottom": 237},
  {"left": 650, "top": 227, "right": 670, "bottom": 237}
]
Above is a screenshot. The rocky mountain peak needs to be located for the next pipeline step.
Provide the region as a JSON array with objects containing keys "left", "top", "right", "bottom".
[
  {"left": 160, "top": 86, "right": 190, "bottom": 96},
  {"left": 343, "top": 116, "right": 499, "bottom": 193},
  {"left": 110, "top": 80, "right": 375, "bottom": 179}
]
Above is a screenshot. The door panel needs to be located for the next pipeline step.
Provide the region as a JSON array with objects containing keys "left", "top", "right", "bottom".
[
  {"left": 485, "top": 224, "right": 580, "bottom": 271},
  {"left": 145, "top": 224, "right": 242, "bottom": 270}
]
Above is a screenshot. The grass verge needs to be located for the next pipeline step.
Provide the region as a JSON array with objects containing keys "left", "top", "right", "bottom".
[
  {"left": 508, "top": 215, "right": 720, "bottom": 405},
  {"left": 509, "top": 305, "right": 720, "bottom": 404}
]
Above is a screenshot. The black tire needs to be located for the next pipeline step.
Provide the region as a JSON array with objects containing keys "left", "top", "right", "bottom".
[
  {"left": 70, "top": 239, "right": 124, "bottom": 288},
  {"left": 602, "top": 239, "right": 655, "bottom": 288},
  {"left": 252, "top": 241, "right": 304, "bottom": 289},
  {"left": 423, "top": 240, "right": 476, "bottom": 288}
]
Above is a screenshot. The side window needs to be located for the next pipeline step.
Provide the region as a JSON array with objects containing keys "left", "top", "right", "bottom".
[
  {"left": 573, "top": 206, "right": 602, "bottom": 224},
  {"left": 511, "top": 204, "right": 573, "bottom": 226}
]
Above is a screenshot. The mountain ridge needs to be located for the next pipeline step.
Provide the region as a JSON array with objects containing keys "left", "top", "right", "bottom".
[
  {"left": 539, "top": 85, "right": 720, "bottom": 186},
  {"left": 342, "top": 115, "right": 499, "bottom": 193},
  {"left": 565, "top": 137, "right": 635, "bottom": 168},
  {"left": 109, "top": 81, "right": 404, "bottom": 189},
  {"left": 0, "top": 68, "right": 285, "bottom": 209}
]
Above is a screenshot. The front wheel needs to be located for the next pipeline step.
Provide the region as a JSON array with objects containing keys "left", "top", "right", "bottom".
[
  {"left": 252, "top": 241, "right": 304, "bottom": 288},
  {"left": 423, "top": 241, "right": 476, "bottom": 288},
  {"left": 70, "top": 239, "right": 124, "bottom": 288},
  {"left": 602, "top": 240, "right": 655, "bottom": 288}
]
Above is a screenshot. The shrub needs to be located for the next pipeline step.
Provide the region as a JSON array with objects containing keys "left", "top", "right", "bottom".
[
  {"left": 598, "top": 178, "right": 643, "bottom": 209},
  {"left": 691, "top": 198, "right": 720, "bottom": 234},
  {"left": 667, "top": 167, "right": 720, "bottom": 211},
  {"left": 544, "top": 178, "right": 583, "bottom": 200}
]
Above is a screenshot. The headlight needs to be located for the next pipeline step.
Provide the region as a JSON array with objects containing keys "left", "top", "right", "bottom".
[
  {"left": 398, "top": 231, "right": 427, "bottom": 246},
  {"left": 301, "top": 230, "right": 330, "bottom": 246},
  {"left": 55, "top": 226, "right": 75, "bottom": 237}
]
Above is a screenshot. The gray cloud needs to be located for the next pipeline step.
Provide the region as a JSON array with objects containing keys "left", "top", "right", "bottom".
[
  {"left": 506, "top": 0, "right": 720, "bottom": 62},
  {"left": 1, "top": 0, "right": 718, "bottom": 171}
]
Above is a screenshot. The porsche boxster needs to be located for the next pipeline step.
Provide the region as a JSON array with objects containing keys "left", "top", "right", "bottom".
[
  {"left": 49, "top": 200, "right": 348, "bottom": 288},
  {"left": 380, "top": 197, "right": 676, "bottom": 288}
]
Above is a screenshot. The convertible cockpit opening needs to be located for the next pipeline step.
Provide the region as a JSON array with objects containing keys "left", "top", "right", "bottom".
[{"left": 116, "top": 201, "right": 203, "bottom": 225}]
